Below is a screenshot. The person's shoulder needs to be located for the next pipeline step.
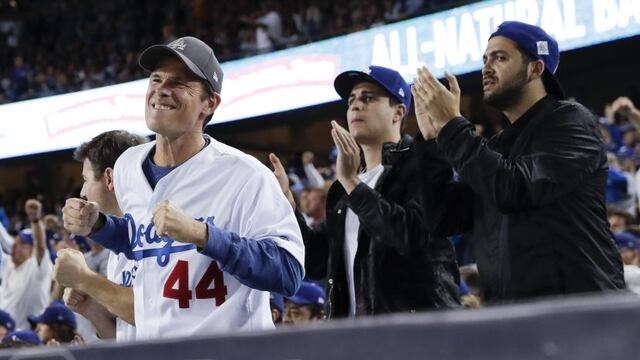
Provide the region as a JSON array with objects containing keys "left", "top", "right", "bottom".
[
  {"left": 552, "top": 100, "right": 597, "bottom": 123},
  {"left": 115, "top": 142, "right": 155, "bottom": 167},
  {"left": 207, "top": 138, "right": 269, "bottom": 174}
]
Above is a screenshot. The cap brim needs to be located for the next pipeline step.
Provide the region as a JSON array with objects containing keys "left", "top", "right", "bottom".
[
  {"left": 285, "top": 295, "right": 315, "bottom": 306},
  {"left": 334, "top": 71, "right": 380, "bottom": 101},
  {"left": 139, "top": 45, "right": 208, "bottom": 82},
  {"left": 543, "top": 71, "right": 565, "bottom": 100},
  {"left": 26, "top": 315, "right": 40, "bottom": 326}
]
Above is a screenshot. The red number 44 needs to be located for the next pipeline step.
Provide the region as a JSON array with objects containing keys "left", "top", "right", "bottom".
[{"left": 163, "top": 260, "right": 228, "bottom": 308}]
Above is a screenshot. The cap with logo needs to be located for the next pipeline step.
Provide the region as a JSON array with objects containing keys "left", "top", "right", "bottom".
[
  {"left": 27, "top": 303, "right": 77, "bottom": 330},
  {"left": 139, "top": 36, "right": 223, "bottom": 94},
  {"left": 489, "top": 21, "right": 564, "bottom": 100},
  {"left": 285, "top": 281, "right": 326, "bottom": 308},
  {"left": 334, "top": 65, "right": 412, "bottom": 111}
]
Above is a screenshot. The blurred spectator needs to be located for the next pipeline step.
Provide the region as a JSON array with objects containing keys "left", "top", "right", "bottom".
[
  {"left": 0, "top": 0, "right": 469, "bottom": 105},
  {"left": 299, "top": 188, "right": 327, "bottom": 227},
  {"left": 43, "top": 214, "right": 62, "bottom": 263},
  {"left": 269, "top": 293, "right": 284, "bottom": 325},
  {"left": 84, "top": 239, "right": 109, "bottom": 277},
  {"left": 615, "top": 232, "right": 639, "bottom": 266},
  {"left": 255, "top": 1, "right": 283, "bottom": 53},
  {"left": 608, "top": 207, "right": 634, "bottom": 234},
  {"left": 0, "top": 310, "right": 16, "bottom": 339},
  {"left": 0, "top": 330, "right": 42, "bottom": 348},
  {"left": 283, "top": 281, "right": 326, "bottom": 324},
  {"left": 613, "top": 232, "right": 640, "bottom": 294},
  {"left": 606, "top": 152, "right": 635, "bottom": 214},
  {"left": 0, "top": 221, "right": 13, "bottom": 256},
  {"left": 0, "top": 200, "right": 51, "bottom": 330},
  {"left": 28, "top": 302, "right": 80, "bottom": 345},
  {"left": 301, "top": 151, "right": 326, "bottom": 189}
]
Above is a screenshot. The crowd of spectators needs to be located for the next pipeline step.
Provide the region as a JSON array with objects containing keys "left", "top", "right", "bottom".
[
  {"left": 0, "top": 0, "right": 638, "bottom": 349},
  {"left": 2, "top": 95, "right": 640, "bottom": 346},
  {"left": 0, "top": 0, "right": 470, "bottom": 105}
]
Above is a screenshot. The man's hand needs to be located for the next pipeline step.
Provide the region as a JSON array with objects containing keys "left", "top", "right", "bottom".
[
  {"left": 609, "top": 96, "right": 640, "bottom": 126},
  {"left": 53, "top": 248, "right": 93, "bottom": 290},
  {"left": 63, "top": 287, "right": 94, "bottom": 316},
  {"left": 413, "top": 66, "right": 461, "bottom": 126},
  {"left": 412, "top": 85, "right": 439, "bottom": 140},
  {"left": 269, "top": 153, "right": 297, "bottom": 209},
  {"left": 152, "top": 201, "right": 207, "bottom": 247},
  {"left": 62, "top": 198, "right": 101, "bottom": 236},
  {"left": 25, "top": 199, "right": 43, "bottom": 222},
  {"left": 331, "top": 120, "right": 361, "bottom": 194},
  {"left": 302, "top": 151, "right": 314, "bottom": 165}
]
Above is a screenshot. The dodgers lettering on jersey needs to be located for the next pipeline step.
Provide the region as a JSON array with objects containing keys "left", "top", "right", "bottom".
[
  {"left": 124, "top": 214, "right": 215, "bottom": 267},
  {"left": 113, "top": 136, "right": 304, "bottom": 340},
  {"left": 119, "top": 263, "right": 137, "bottom": 287}
]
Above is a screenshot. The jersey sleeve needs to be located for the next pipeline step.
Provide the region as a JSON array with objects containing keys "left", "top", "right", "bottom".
[
  {"left": 199, "top": 169, "right": 305, "bottom": 296},
  {"left": 90, "top": 214, "right": 135, "bottom": 259}
]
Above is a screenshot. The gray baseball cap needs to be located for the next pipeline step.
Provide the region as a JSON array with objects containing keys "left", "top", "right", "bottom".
[{"left": 139, "top": 36, "right": 223, "bottom": 94}]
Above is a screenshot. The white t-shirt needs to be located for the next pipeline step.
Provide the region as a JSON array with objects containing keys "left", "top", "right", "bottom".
[
  {"left": 0, "top": 249, "right": 52, "bottom": 329},
  {"left": 344, "top": 164, "right": 384, "bottom": 317}
]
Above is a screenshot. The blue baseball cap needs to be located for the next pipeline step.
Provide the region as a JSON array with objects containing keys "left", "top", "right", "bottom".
[
  {"left": 615, "top": 231, "right": 639, "bottom": 251},
  {"left": 334, "top": 65, "right": 412, "bottom": 111},
  {"left": 27, "top": 304, "right": 77, "bottom": 330},
  {"left": 489, "top": 21, "right": 564, "bottom": 100},
  {"left": 2, "top": 330, "right": 42, "bottom": 346},
  {"left": 285, "top": 281, "right": 326, "bottom": 308},
  {"left": 18, "top": 229, "right": 33, "bottom": 246},
  {"left": 0, "top": 310, "right": 15, "bottom": 332},
  {"left": 269, "top": 293, "right": 284, "bottom": 314}
]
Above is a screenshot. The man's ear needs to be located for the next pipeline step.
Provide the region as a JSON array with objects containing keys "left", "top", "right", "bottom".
[
  {"left": 529, "top": 60, "right": 545, "bottom": 81},
  {"left": 104, "top": 167, "right": 115, "bottom": 191},
  {"left": 203, "top": 93, "right": 222, "bottom": 117},
  {"left": 393, "top": 104, "right": 407, "bottom": 125}
]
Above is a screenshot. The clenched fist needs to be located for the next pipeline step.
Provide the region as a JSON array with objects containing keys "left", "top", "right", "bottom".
[
  {"left": 63, "top": 287, "right": 91, "bottom": 315},
  {"left": 62, "top": 198, "right": 101, "bottom": 236},
  {"left": 25, "top": 199, "right": 43, "bottom": 222},
  {"left": 152, "top": 200, "right": 207, "bottom": 247},
  {"left": 53, "top": 248, "right": 92, "bottom": 290}
]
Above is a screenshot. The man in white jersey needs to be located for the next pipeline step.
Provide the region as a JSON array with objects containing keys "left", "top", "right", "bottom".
[
  {"left": 0, "top": 199, "right": 51, "bottom": 329},
  {"left": 53, "top": 130, "right": 146, "bottom": 341},
  {"left": 271, "top": 66, "right": 460, "bottom": 318},
  {"left": 61, "top": 36, "right": 305, "bottom": 340}
]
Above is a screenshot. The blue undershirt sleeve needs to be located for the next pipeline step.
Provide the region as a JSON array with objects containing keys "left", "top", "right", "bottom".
[
  {"left": 199, "top": 224, "right": 303, "bottom": 296},
  {"left": 89, "top": 214, "right": 134, "bottom": 259}
]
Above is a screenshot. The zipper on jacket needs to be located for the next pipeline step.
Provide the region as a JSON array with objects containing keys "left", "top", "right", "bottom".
[{"left": 326, "top": 278, "right": 334, "bottom": 319}]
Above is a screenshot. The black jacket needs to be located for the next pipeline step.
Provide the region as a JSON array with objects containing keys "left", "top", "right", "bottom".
[
  {"left": 429, "top": 96, "right": 625, "bottom": 300},
  {"left": 299, "top": 135, "right": 460, "bottom": 318}
]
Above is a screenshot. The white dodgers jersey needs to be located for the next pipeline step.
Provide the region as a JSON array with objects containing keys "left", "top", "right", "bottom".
[{"left": 113, "top": 136, "right": 304, "bottom": 340}]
